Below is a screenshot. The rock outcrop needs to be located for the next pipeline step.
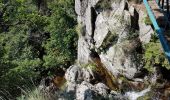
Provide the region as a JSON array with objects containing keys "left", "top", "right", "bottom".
[
  {"left": 75, "top": 0, "right": 153, "bottom": 79},
  {"left": 63, "top": 65, "right": 148, "bottom": 100},
  {"left": 64, "top": 65, "right": 113, "bottom": 99},
  {"left": 57, "top": 0, "right": 157, "bottom": 99}
]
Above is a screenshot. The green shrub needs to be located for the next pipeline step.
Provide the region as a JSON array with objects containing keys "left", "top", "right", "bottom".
[{"left": 143, "top": 42, "right": 170, "bottom": 72}]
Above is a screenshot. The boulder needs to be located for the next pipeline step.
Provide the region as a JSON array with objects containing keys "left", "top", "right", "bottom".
[
  {"left": 100, "top": 40, "right": 142, "bottom": 79},
  {"left": 95, "top": 83, "right": 110, "bottom": 97},
  {"left": 65, "top": 65, "right": 83, "bottom": 83},
  {"left": 76, "top": 81, "right": 95, "bottom": 100}
]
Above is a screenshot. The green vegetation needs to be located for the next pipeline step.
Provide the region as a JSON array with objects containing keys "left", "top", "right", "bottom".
[
  {"left": 127, "top": 30, "right": 139, "bottom": 40},
  {"left": 17, "top": 87, "right": 63, "bottom": 100},
  {"left": 76, "top": 23, "right": 85, "bottom": 36},
  {"left": 144, "top": 16, "right": 152, "bottom": 25},
  {"left": 99, "top": 31, "right": 118, "bottom": 52},
  {"left": 85, "top": 63, "right": 98, "bottom": 71},
  {"left": 143, "top": 33, "right": 170, "bottom": 72},
  {"left": 95, "top": 0, "right": 114, "bottom": 10},
  {"left": 17, "top": 88, "right": 51, "bottom": 100},
  {"left": 0, "top": 0, "right": 77, "bottom": 99}
]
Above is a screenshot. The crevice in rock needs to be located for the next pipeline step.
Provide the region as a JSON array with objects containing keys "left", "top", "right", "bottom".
[
  {"left": 134, "top": 68, "right": 149, "bottom": 78},
  {"left": 135, "top": 40, "right": 144, "bottom": 54},
  {"left": 131, "top": 9, "right": 139, "bottom": 30},
  {"left": 91, "top": 7, "right": 97, "bottom": 44},
  {"left": 124, "top": 2, "right": 129, "bottom": 11},
  {"left": 82, "top": 25, "right": 86, "bottom": 36}
]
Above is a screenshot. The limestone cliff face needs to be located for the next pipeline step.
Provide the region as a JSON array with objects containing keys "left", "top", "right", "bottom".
[{"left": 75, "top": 0, "right": 153, "bottom": 79}]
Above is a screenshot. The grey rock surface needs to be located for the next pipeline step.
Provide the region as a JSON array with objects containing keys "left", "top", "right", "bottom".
[
  {"left": 76, "top": 81, "right": 95, "bottom": 100},
  {"left": 95, "top": 83, "right": 110, "bottom": 98},
  {"left": 65, "top": 65, "right": 83, "bottom": 83},
  {"left": 82, "top": 67, "right": 95, "bottom": 83},
  {"left": 138, "top": 10, "right": 154, "bottom": 43},
  {"left": 75, "top": 0, "right": 153, "bottom": 79},
  {"left": 65, "top": 65, "right": 116, "bottom": 99}
]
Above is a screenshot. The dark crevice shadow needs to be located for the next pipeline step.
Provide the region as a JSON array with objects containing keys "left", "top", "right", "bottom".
[
  {"left": 91, "top": 7, "right": 97, "bottom": 44},
  {"left": 131, "top": 9, "right": 139, "bottom": 30}
]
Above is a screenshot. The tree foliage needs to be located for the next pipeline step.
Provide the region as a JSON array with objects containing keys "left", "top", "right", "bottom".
[{"left": 0, "top": 0, "right": 77, "bottom": 98}]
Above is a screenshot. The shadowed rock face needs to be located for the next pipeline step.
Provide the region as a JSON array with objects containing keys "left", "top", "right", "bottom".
[{"left": 75, "top": 0, "right": 153, "bottom": 79}]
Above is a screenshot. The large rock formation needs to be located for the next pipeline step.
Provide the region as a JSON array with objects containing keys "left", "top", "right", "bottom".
[
  {"left": 38, "top": 0, "right": 170, "bottom": 99},
  {"left": 75, "top": 0, "right": 154, "bottom": 79},
  {"left": 64, "top": 65, "right": 117, "bottom": 100},
  {"left": 57, "top": 0, "right": 157, "bottom": 99}
]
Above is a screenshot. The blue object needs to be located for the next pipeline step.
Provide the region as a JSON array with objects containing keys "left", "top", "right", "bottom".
[{"left": 143, "top": 0, "right": 170, "bottom": 62}]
